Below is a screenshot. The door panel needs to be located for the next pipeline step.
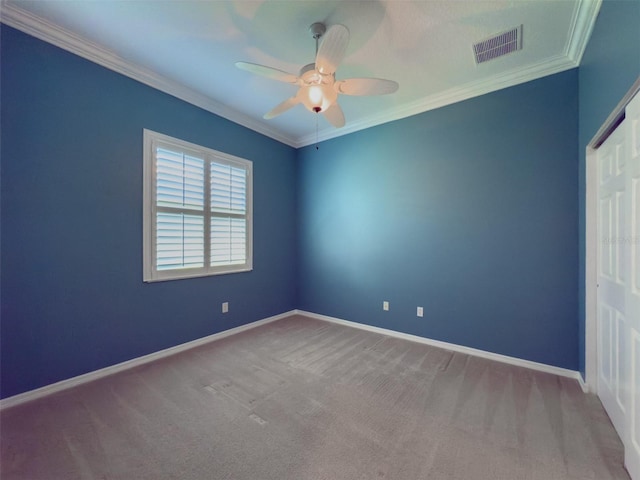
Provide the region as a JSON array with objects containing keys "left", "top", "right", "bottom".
[
  {"left": 635, "top": 177, "right": 640, "bottom": 292},
  {"left": 617, "top": 191, "right": 627, "bottom": 284},
  {"left": 600, "top": 195, "right": 613, "bottom": 278},
  {"left": 600, "top": 303, "right": 613, "bottom": 388},
  {"left": 633, "top": 330, "right": 640, "bottom": 463},
  {"left": 615, "top": 310, "right": 627, "bottom": 413}
]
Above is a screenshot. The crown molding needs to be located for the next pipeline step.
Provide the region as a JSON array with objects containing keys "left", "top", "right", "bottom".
[
  {"left": 2, "top": 0, "right": 601, "bottom": 150},
  {"left": 296, "top": 0, "right": 601, "bottom": 148},
  {"left": 0, "top": 2, "right": 298, "bottom": 148},
  {"left": 296, "top": 54, "right": 577, "bottom": 148},
  {"left": 565, "top": 0, "right": 602, "bottom": 64}
]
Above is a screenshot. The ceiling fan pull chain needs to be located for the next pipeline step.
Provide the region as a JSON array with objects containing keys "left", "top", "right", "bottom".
[{"left": 315, "top": 113, "right": 319, "bottom": 150}]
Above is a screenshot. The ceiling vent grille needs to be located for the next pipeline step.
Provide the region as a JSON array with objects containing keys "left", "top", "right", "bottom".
[{"left": 473, "top": 25, "right": 522, "bottom": 64}]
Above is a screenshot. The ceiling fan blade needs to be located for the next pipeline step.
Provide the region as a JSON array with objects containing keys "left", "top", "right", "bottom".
[
  {"left": 315, "top": 24, "right": 349, "bottom": 75},
  {"left": 264, "top": 96, "right": 300, "bottom": 119},
  {"left": 235, "top": 62, "right": 300, "bottom": 84},
  {"left": 336, "top": 78, "right": 399, "bottom": 96},
  {"left": 323, "top": 102, "right": 345, "bottom": 128}
]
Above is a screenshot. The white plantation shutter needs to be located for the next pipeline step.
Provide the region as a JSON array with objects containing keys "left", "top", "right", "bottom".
[
  {"left": 157, "top": 213, "right": 204, "bottom": 270},
  {"left": 211, "top": 217, "right": 247, "bottom": 265},
  {"left": 210, "top": 162, "right": 247, "bottom": 266},
  {"left": 143, "top": 130, "right": 252, "bottom": 282},
  {"left": 156, "top": 148, "right": 204, "bottom": 210},
  {"left": 156, "top": 149, "right": 205, "bottom": 271}
]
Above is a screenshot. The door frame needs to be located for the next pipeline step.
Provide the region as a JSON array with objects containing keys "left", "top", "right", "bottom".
[{"left": 585, "top": 76, "right": 640, "bottom": 392}]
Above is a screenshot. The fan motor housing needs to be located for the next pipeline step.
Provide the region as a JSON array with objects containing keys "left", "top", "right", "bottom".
[
  {"left": 309, "top": 22, "right": 326, "bottom": 39},
  {"left": 299, "top": 63, "right": 316, "bottom": 78}
]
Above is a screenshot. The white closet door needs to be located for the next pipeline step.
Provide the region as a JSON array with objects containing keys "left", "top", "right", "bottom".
[
  {"left": 624, "top": 88, "right": 640, "bottom": 480},
  {"left": 597, "top": 90, "right": 640, "bottom": 480},
  {"left": 597, "top": 120, "right": 628, "bottom": 436}
]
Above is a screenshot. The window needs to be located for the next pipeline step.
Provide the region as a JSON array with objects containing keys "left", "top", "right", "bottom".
[{"left": 143, "top": 129, "right": 252, "bottom": 282}]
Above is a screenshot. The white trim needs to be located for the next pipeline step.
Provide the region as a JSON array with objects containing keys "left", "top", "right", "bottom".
[
  {"left": 0, "top": 310, "right": 295, "bottom": 411},
  {"left": 589, "top": 77, "right": 640, "bottom": 148},
  {"left": 142, "top": 129, "right": 253, "bottom": 282},
  {"left": 1, "top": 0, "right": 601, "bottom": 150},
  {"left": 585, "top": 146, "right": 598, "bottom": 392},
  {"left": 296, "top": 310, "right": 588, "bottom": 391},
  {"left": 576, "top": 374, "right": 589, "bottom": 394},
  {"left": 0, "top": 308, "right": 590, "bottom": 410},
  {"left": 565, "top": 0, "right": 602, "bottom": 65},
  {"left": 296, "top": 54, "right": 578, "bottom": 147},
  {"left": 0, "top": 3, "right": 297, "bottom": 148}
]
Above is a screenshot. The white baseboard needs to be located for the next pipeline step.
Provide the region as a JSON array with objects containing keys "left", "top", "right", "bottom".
[
  {"left": 1, "top": 308, "right": 589, "bottom": 410},
  {"left": 0, "top": 310, "right": 295, "bottom": 411},
  {"left": 576, "top": 374, "right": 589, "bottom": 393},
  {"left": 296, "top": 310, "right": 588, "bottom": 392}
]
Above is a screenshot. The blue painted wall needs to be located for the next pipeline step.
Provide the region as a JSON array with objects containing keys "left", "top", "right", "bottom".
[
  {"left": 6, "top": 2, "right": 635, "bottom": 398},
  {"left": 577, "top": 0, "right": 640, "bottom": 378},
  {"left": 1, "top": 26, "right": 298, "bottom": 398},
  {"left": 297, "top": 70, "right": 579, "bottom": 370}
]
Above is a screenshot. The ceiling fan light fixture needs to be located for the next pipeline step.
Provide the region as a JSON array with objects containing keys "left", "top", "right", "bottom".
[
  {"left": 299, "top": 83, "right": 337, "bottom": 113},
  {"left": 235, "top": 22, "right": 398, "bottom": 127},
  {"left": 308, "top": 85, "right": 324, "bottom": 105}
]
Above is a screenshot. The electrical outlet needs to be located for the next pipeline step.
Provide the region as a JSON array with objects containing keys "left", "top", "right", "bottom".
[
  {"left": 383, "top": 301, "right": 389, "bottom": 311},
  {"left": 222, "top": 302, "right": 229, "bottom": 313},
  {"left": 417, "top": 306, "right": 424, "bottom": 317}
]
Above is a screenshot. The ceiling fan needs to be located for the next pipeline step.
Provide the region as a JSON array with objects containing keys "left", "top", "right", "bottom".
[{"left": 235, "top": 22, "right": 399, "bottom": 128}]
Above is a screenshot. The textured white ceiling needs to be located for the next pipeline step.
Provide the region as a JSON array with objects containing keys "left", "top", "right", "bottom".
[{"left": 1, "top": 0, "right": 601, "bottom": 147}]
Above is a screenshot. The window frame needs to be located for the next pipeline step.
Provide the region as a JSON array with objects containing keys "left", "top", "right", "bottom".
[{"left": 143, "top": 129, "right": 253, "bottom": 282}]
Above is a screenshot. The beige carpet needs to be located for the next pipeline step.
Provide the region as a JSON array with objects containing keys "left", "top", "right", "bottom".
[{"left": 0, "top": 315, "right": 630, "bottom": 479}]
